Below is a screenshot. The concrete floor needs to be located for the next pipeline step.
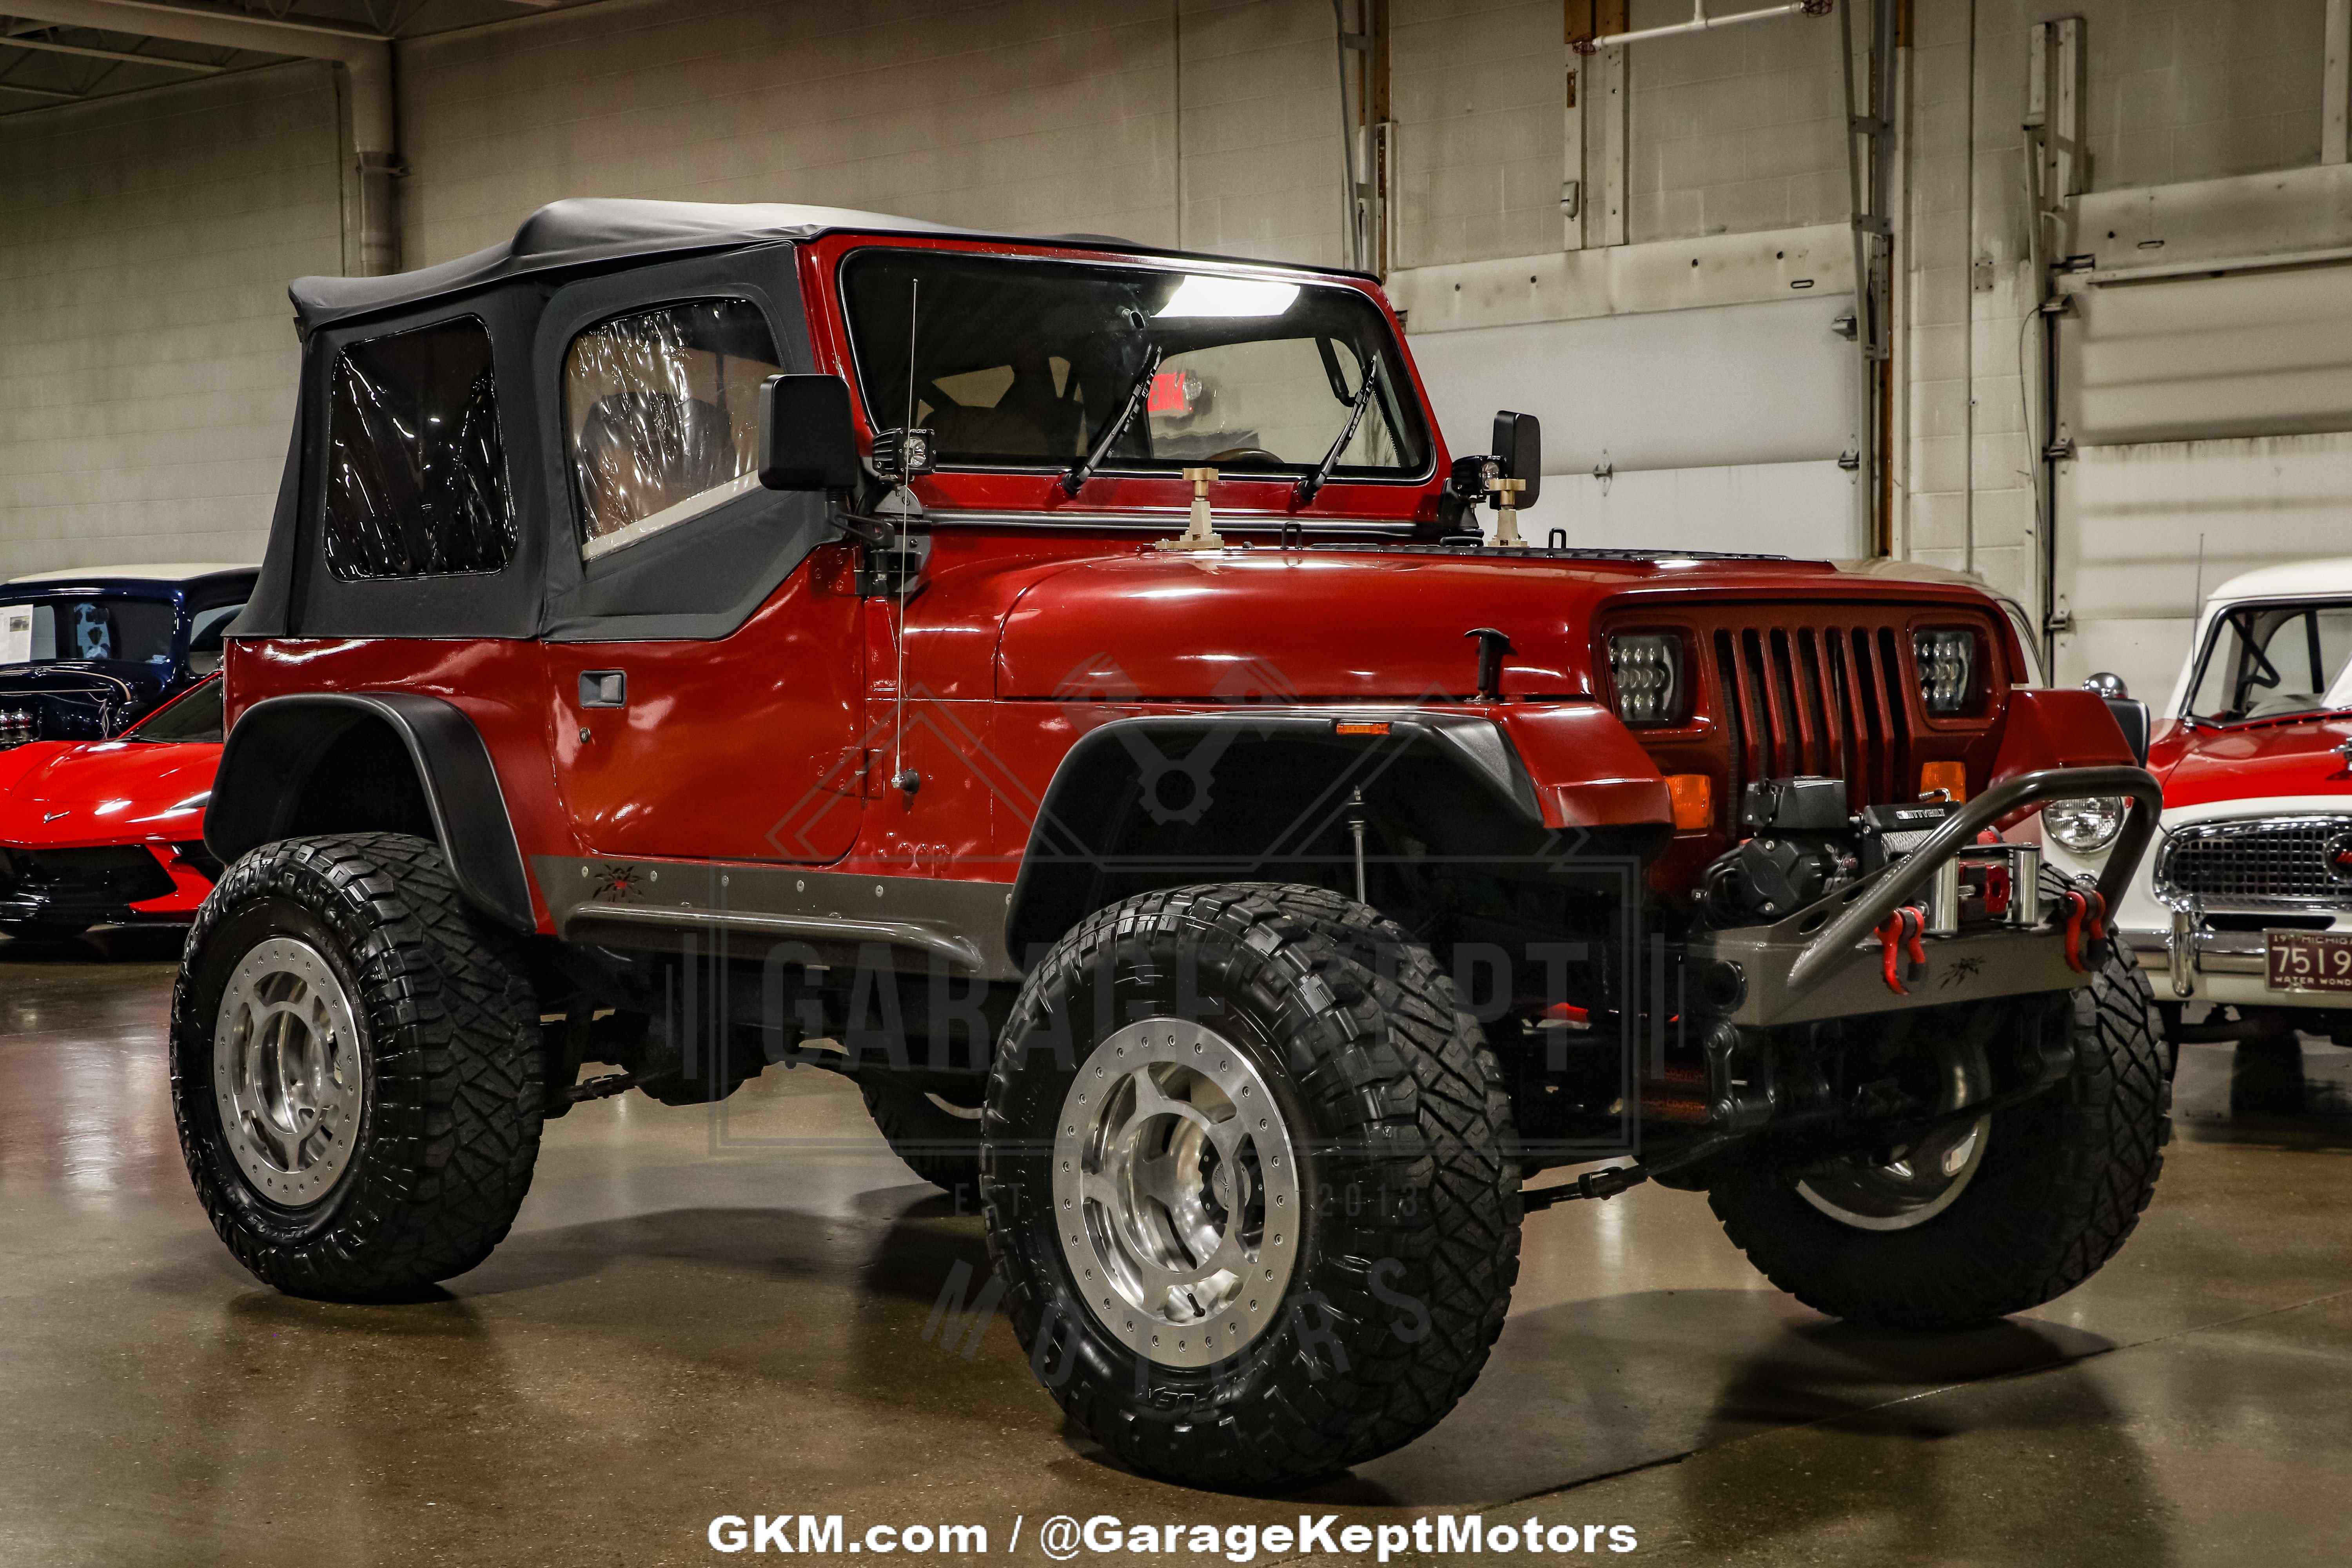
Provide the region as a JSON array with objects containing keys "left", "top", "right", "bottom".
[{"left": 3, "top": 935, "right": 2350, "bottom": 1568}]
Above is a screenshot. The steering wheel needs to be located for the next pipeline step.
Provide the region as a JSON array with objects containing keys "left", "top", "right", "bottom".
[{"left": 1203, "top": 446, "right": 1285, "bottom": 465}]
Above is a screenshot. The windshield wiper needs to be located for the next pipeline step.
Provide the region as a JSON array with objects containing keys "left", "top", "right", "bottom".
[
  {"left": 1061, "top": 343, "right": 1163, "bottom": 497},
  {"left": 1292, "top": 357, "right": 1381, "bottom": 508}
]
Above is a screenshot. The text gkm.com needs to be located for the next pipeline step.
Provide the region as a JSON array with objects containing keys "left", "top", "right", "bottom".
[{"left": 710, "top": 1512, "right": 1641, "bottom": 1560}]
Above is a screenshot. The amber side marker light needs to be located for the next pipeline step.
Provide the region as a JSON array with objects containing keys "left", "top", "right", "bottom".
[
  {"left": 1666, "top": 773, "right": 1713, "bottom": 830},
  {"left": 1334, "top": 721, "right": 1392, "bottom": 736},
  {"left": 1920, "top": 761, "right": 1968, "bottom": 801}
]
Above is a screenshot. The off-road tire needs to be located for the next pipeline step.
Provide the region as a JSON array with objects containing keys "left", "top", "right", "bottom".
[
  {"left": 1708, "top": 941, "right": 2170, "bottom": 1330},
  {"left": 982, "top": 883, "right": 1520, "bottom": 1491},
  {"left": 859, "top": 1079, "right": 985, "bottom": 1199},
  {"left": 170, "top": 833, "right": 544, "bottom": 1301}
]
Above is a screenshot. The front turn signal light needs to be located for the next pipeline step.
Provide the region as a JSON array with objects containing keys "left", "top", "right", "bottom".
[
  {"left": 1666, "top": 773, "right": 1713, "bottom": 830},
  {"left": 1920, "top": 760, "right": 1968, "bottom": 801}
]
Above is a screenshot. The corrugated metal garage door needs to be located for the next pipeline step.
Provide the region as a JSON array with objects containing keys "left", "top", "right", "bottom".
[
  {"left": 2053, "top": 263, "right": 2352, "bottom": 697},
  {"left": 1406, "top": 293, "right": 1864, "bottom": 558}
]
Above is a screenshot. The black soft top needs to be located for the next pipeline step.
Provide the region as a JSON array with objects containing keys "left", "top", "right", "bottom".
[{"left": 287, "top": 198, "right": 1374, "bottom": 336}]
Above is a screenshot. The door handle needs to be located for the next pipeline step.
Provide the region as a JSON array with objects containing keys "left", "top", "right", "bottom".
[{"left": 579, "top": 670, "right": 627, "bottom": 708}]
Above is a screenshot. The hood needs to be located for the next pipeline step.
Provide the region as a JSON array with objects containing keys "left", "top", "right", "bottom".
[
  {"left": 0, "top": 736, "right": 219, "bottom": 849},
  {"left": 2159, "top": 713, "right": 2352, "bottom": 810},
  {"left": 991, "top": 547, "right": 1978, "bottom": 702}
]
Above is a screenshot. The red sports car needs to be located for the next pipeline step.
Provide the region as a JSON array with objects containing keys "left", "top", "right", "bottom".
[{"left": 0, "top": 675, "right": 223, "bottom": 940}]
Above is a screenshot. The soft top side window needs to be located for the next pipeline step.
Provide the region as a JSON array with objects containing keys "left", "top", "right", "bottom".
[
  {"left": 323, "top": 316, "right": 516, "bottom": 581},
  {"left": 563, "top": 299, "right": 782, "bottom": 561}
]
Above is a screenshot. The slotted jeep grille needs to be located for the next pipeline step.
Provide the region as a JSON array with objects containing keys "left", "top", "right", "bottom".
[
  {"left": 1713, "top": 623, "right": 1916, "bottom": 813},
  {"left": 1602, "top": 603, "right": 2002, "bottom": 838},
  {"left": 2156, "top": 816, "right": 2352, "bottom": 910}
]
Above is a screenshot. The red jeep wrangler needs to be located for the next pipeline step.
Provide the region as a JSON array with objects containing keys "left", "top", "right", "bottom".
[{"left": 176, "top": 200, "right": 2169, "bottom": 1489}]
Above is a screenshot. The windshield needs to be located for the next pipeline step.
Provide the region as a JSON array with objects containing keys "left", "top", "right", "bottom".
[
  {"left": 130, "top": 678, "right": 224, "bottom": 744},
  {"left": 841, "top": 250, "right": 1430, "bottom": 480},
  {"left": 0, "top": 595, "right": 176, "bottom": 666},
  {"left": 2186, "top": 600, "right": 2352, "bottom": 723}
]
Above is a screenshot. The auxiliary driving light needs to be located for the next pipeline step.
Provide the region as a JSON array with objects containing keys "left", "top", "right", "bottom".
[
  {"left": 1608, "top": 633, "right": 1683, "bottom": 726},
  {"left": 1913, "top": 628, "right": 1978, "bottom": 715}
]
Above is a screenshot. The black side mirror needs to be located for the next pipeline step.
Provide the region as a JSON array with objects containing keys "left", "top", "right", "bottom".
[
  {"left": 2085, "top": 673, "right": 2151, "bottom": 765},
  {"left": 757, "top": 374, "right": 860, "bottom": 492},
  {"left": 1493, "top": 410, "right": 1541, "bottom": 507},
  {"left": 2105, "top": 698, "right": 2152, "bottom": 766}
]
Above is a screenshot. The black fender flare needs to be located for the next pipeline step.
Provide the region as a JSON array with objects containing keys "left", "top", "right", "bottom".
[
  {"left": 1003, "top": 710, "right": 1545, "bottom": 962},
  {"left": 204, "top": 692, "right": 536, "bottom": 931}
]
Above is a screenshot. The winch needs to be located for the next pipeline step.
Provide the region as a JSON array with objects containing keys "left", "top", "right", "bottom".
[{"left": 1702, "top": 775, "right": 2044, "bottom": 936}]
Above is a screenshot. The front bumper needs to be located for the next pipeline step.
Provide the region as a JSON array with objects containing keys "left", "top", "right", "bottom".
[
  {"left": 1696, "top": 764, "right": 2162, "bottom": 1027},
  {"left": 2121, "top": 919, "right": 2352, "bottom": 1009},
  {"left": 0, "top": 841, "right": 216, "bottom": 927},
  {"left": 2049, "top": 794, "right": 2352, "bottom": 1010}
]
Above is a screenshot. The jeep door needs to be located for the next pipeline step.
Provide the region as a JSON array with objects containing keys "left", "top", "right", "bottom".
[{"left": 534, "top": 251, "right": 867, "bottom": 864}]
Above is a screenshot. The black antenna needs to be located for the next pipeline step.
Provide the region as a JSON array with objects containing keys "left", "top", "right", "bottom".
[
  {"left": 892, "top": 279, "right": 920, "bottom": 796},
  {"left": 903, "top": 279, "right": 920, "bottom": 436}
]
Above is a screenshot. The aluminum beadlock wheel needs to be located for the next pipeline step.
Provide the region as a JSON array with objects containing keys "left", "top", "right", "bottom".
[
  {"left": 212, "top": 936, "right": 366, "bottom": 1210},
  {"left": 1796, "top": 1031, "right": 1992, "bottom": 1232},
  {"left": 1051, "top": 1017, "right": 1301, "bottom": 1369}
]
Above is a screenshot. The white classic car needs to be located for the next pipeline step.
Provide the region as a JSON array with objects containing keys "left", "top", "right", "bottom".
[{"left": 2048, "top": 559, "right": 2352, "bottom": 1109}]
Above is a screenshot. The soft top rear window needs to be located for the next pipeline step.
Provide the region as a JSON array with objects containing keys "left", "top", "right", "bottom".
[
  {"left": 323, "top": 316, "right": 517, "bottom": 581},
  {"left": 841, "top": 250, "right": 1429, "bottom": 481}
]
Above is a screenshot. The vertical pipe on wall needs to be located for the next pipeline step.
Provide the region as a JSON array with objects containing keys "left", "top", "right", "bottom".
[
  {"left": 1333, "top": 0, "right": 1390, "bottom": 275},
  {"left": 2327, "top": 0, "right": 2350, "bottom": 165},
  {"left": 1840, "top": 0, "right": 1898, "bottom": 557},
  {"left": 1962, "top": 0, "right": 1975, "bottom": 575},
  {"left": 1174, "top": 0, "right": 1186, "bottom": 250}
]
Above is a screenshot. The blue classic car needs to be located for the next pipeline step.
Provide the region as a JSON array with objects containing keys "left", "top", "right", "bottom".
[{"left": 0, "top": 565, "right": 259, "bottom": 748}]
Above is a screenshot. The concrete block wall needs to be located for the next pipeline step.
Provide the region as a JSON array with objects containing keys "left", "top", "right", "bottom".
[
  {"left": 1900, "top": 0, "right": 1978, "bottom": 584},
  {"left": 403, "top": 0, "right": 1183, "bottom": 263},
  {"left": 0, "top": 0, "right": 2343, "bottom": 598},
  {"left": 1896, "top": 0, "right": 2335, "bottom": 613},
  {"left": 1389, "top": 0, "right": 1561, "bottom": 268},
  {"left": 1388, "top": 0, "right": 1853, "bottom": 267},
  {"left": 0, "top": 0, "right": 1343, "bottom": 577},
  {"left": 1622, "top": 0, "right": 1849, "bottom": 243},
  {"left": 2079, "top": 0, "right": 2327, "bottom": 190},
  {"left": 0, "top": 63, "right": 340, "bottom": 576},
  {"left": 1175, "top": 0, "right": 1348, "bottom": 263},
  {"left": 400, "top": 0, "right": 1341, "bottom": 270}
]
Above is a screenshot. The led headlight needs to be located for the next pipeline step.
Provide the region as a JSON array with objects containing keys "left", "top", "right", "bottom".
[
  {"left": 1608, "top": 633, "right": 1683, "bottom": 725},
  {"left": 1913, "top": 628, "right": 1978, "bottom": 716},
  {"left": 2045, "top": 795, "right": 2126, "bottom": 855}
]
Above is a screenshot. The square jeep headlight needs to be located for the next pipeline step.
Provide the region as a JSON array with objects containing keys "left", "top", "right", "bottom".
[
  {"left": 1608, "top": 633, "right": 1684, "bottom": 725},
  {"left": 1913, "top": 628, "right": 1978, "bottom": 716}
]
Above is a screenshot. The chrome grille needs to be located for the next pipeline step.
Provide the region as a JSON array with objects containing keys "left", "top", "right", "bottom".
[{"left": 2154, "top": 815, "right": 2352, "bottom": 910}]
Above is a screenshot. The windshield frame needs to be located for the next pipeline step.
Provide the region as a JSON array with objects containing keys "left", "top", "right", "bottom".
[
  {"left": 832, "top": 244, "right": 1438, "bottom": 490},
  {"left": 2181, "top": 595, "right": 2352, "bottom": 726}
]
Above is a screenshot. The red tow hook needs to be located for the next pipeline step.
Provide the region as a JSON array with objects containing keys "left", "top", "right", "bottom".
[
  {"left": 1875, "top": 906, "right": 1928, "bottom": 994},
  {"left": 2060, "top": 885, "right": 2109, "bottom": 973}
]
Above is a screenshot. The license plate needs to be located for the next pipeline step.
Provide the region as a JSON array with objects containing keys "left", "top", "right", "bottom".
[{"left": 2265, "top": 929, "right": 2352, "bottom": 992}]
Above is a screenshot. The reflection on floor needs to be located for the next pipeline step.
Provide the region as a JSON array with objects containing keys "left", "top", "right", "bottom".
[{"left": 2, "top": 933, "right": 2347, "bottom": 1566}]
